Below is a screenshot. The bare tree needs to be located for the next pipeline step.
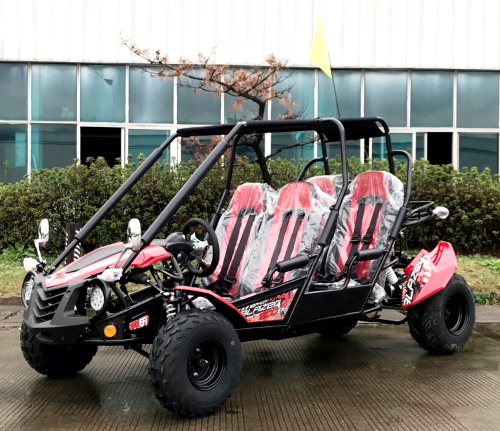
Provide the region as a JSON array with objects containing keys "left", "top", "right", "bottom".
[{"left": 123, "top": 39, "right": 310, "bottom": 186}]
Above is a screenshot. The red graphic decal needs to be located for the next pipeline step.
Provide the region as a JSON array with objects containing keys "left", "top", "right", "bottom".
[{"left": 129, "top": 315, "right": 149, "bottom": 331}]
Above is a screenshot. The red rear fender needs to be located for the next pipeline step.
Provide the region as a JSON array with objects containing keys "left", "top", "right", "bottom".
[{"left": 401, "top": 241, "right": 457, "bottom": 308}]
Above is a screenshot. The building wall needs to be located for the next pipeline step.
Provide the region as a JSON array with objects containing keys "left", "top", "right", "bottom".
[
  {"left": 1, "top": 0, "right": 500, "bottom": 183},
  {"left": 1, "top": 0, "right": 500, "bottom": 69}
]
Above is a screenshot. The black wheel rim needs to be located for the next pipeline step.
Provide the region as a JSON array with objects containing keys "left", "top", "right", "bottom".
[
  {"left": 187, "top": 340, "right": 227, "bottom": 391},
  {"left": 444, "top": 292, "right": 469, "bottom": 335}
]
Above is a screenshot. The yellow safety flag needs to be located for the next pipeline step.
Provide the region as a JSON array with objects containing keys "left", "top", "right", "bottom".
[{"left": 309, "top": 17, "right": 332, "bottom": 78}]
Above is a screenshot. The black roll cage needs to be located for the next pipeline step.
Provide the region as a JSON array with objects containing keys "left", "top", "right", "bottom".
[{"left": 48, "top": 117, "right": 412, "bottom": 282}]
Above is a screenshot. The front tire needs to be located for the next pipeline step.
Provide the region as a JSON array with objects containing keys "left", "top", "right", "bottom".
[
  {"left": 407, "top": 274, "right": 475, "bottom": 354},
  {"left": 149, "top": 309, "right": 241, "bottom": 418},
  {"left": 20, "top": 322, "right": 97, "bottom": 378}
]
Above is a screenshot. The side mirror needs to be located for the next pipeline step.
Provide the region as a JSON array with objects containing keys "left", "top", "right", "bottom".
[
  {"left": 38, "top": 219, "right": 49, "bottom": 247},
  {"left": 127, "top": 218, "right": 142, "bottom": 252}
]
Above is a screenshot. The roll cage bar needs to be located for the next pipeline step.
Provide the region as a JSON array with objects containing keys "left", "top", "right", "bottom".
[{"left": 48, "top": 117, "right": 412, "bottom": 275}]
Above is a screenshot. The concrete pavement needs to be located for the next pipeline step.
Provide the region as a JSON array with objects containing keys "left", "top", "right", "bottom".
[{"left": 3, "top": 321, "right": 500, "bottom": 430}]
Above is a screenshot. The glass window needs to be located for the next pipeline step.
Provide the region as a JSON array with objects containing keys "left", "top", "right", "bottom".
[
  {"left": 0, "top": 63, "right": 27, "bottom": 120},
  {"left": 411, "top": 72, "right": 453, "bottom": 127},
  {"left": 31, "top": 125, "right": 76, "bottom": 170},
  {"left": 457, "top": 72, "right": 499, "bottom": 128},
  {"left": 128, "top": 130, "right": 170, "bottom": 163},
  {"left": 459, "top": 133, "right": 498, "bottom": 175},
  {"left": 328, "top": 140, "right": 360, "bottom": 159},
  {"left": 372, "top": 133, "right": 412, "bottom": 160},
  {"left": 177, "top": 69, "right": 221, "bottom": 124},
  {"left": 272, "top": 69, "right": 314, "bottom": 120},
  {"left": 80, "top": 65, "right": 125, "bottom": 122},
  {"left": 416, "top": 133, "right": 425, "bottom": 159},
  {"left": 364, "top": 71, "right": 407, "bottom": 127},
  {"left": 0, "top": 124, "right": 27, "bottom": 183},
  {"left": 270, "top": 131, "right": 315, "bottom": 162},
  {"left": 32, "top": 64, "right": 76, "bottom": 121},
  {"left": 129, "top": 67, "right": 173, "bottom": 124},
  {"left": 318, "top": 70, "right": 361, "bottom": 118}
]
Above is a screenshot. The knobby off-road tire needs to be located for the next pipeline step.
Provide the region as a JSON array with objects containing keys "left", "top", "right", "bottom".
[
  {"left": 20, "top": 322, "right": 97, "bottom": 378},
  {"left": 407, "top": 274, "right": 475, "bottom": 354},
  {"left": 149, "top": 309, "right": 242, "bottom": 418},
  {"left": 317, "top": 317, "right": 358, "bottom": 338}
]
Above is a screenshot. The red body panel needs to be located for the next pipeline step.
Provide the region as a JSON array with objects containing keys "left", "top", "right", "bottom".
[
  {"left": 401, "top": 241, "right": 457, "bottom": 308},
  {"left": 45, "top": 243, "right": 169, "bottom": 288},
  {"left": 238, "top": 289, "right": 297, "bottom": 322},
  {"left": 174, "top": 286, "right": 248, "bottom": 327}
]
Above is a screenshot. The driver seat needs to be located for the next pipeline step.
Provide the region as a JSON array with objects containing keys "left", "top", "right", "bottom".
[{"left": 201, "top": 183, "right": 276, "bottom": 298}]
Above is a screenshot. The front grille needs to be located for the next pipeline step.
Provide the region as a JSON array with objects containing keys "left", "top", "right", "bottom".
[{"left": 33, "top": 285, "right": 67, "bottom": 322}]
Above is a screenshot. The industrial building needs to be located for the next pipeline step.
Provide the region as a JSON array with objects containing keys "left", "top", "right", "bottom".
[{"left": 0, "top": 0, "right": 499, "bottom": 182}]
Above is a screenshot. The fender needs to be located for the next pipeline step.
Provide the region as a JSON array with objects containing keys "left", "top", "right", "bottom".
[
  {"left": 174, "top": 286, "right": 248, "bottom": 328},
  {"left": 400, "top": 241, "right": 457, "bottom": 309}
]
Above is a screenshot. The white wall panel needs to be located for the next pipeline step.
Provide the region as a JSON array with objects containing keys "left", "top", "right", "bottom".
[
  {"left": 359, "top": 0, "right": 375, "bottom": 67},
  {"left": 3, "top": 0, "right": 500, "bottom": 70},
  {"left": 484, "top": 0, "right": 500, "bottom": 69},
  {"left": 453, "top": 0, "right": 468, "bottom": 69},
  {"left": 468, "top": 0, "right": 485, "bottom": 68},
  {"left": 436, "top": 0, "right": 454, "bottom": 68},
  {"left": 390, "top": 0, "right": 407, "bottom": 67}
]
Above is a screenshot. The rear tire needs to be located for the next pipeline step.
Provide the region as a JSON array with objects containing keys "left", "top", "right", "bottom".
[
  {"left": 149, "top": 309, "right": 241, "bottom": 418},
  {"left": 20, "top": 322, "right": 97, "bottom": 378},
  {"left": 407, "top": 274, "right": 475, "bottom": 354}
]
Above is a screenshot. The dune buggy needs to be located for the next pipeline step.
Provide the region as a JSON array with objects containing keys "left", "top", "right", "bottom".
[{"left": 20, "top": 118, "right": 475, "bottom": 418}]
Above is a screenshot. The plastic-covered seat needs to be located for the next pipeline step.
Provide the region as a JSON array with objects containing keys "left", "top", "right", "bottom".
[
  {"left": 201, "top": 183, "right": 276, "bottom": 297},
  {"left": 325, "top": 171, "right": 404, "bottom": 282},
  {"left": 306, "top": 174, "right": 343, "bottom": 202},
  {"left": 239, "top": 181, "right": 334, "bottom": 296}
]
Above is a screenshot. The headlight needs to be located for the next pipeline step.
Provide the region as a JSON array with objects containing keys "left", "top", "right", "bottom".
[
  {"left": 21, "top": 274, "right": 35, "bottom": 309},
  {"left": 85, "top": 279, "right": 110, "bottom": 317},
  {"left": 89, "top": 285, "right": 105, "bottom": 311}
]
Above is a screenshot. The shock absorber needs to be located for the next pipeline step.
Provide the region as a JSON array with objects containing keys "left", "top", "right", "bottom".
[
  {"left": 165, "top": 303, "right": 176, "bottom": 320},
  {"left": 386, "top": 267, "right": 398, "bottom": 285},
  {"left": 162, "top": 291, "right": 177, "bottom": 320}
]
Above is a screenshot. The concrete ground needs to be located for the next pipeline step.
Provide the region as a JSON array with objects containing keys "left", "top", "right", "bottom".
[{"left": 2, "top": 306, "right": 500, "bottom": 430}]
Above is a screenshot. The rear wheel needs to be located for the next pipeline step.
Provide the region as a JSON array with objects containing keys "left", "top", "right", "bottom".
[
  {"left": 20, "top": 322, "right": 97, "bottom": 378},
  {"left": 407, "top": 274, "right": 475, "bottom": 354},
  {"left": 149, "top": 309, "right": 241, "bottom": 418}
]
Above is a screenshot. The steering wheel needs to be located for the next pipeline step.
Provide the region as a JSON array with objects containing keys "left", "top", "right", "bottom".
[{"left": 181, "top": 218, "right": 220, "bottom": 277}]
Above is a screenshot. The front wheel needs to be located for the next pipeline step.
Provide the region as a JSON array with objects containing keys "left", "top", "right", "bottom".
[
  {"left": 407, "top": 274, "right": 475, "bottom": 354},
  {"left": 149, "top": 309, "right": 241, "bottom": 418},
  {"left": 20, "top": 322, "right": 97, "bottom": 378}
]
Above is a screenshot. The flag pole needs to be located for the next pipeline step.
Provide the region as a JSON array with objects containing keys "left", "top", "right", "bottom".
[{"left": 329, "top": 54, "right": 341, "bottom": 118}]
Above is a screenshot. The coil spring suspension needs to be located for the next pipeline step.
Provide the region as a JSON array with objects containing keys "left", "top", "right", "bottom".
[{"left": 165, "top": 302, "right": 176, "bottom": 320}]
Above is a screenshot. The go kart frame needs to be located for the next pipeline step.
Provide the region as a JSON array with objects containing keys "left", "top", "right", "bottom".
[{"left": 20, "top": 117, "right": 475, "bottom": 418}]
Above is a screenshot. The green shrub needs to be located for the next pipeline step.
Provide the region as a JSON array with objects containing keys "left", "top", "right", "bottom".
[
  {"left": 0, "top": 243, "right": 36, "bottom": 263},
  {"left": 474, "top": 291, "right": 499, "bottom": 305},
  {"left": 406, "top": 160, "right": 500, "bottom": 255},
  {"left": 0, "top": 156, "right": 499, "bottom": 257}
]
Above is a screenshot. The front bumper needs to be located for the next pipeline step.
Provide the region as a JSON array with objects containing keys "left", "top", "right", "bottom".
[{"left": 23, "top": 274, "right": 89, "bottom": 345}]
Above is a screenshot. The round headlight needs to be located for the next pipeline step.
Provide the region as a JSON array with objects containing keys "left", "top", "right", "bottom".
[
  {"left": 22, "top": 279, "right": 34, "bottom": 307},
  {"left": 21, "top": 272, "right": 36, "bottom": 309},
  {"left": 89, "top": 285, "right": 105, "bottom": 311}
]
